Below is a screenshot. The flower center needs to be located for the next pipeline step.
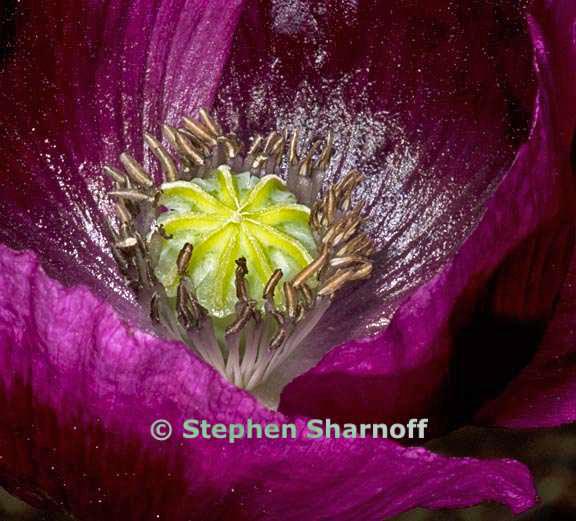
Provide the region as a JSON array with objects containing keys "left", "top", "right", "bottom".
[
  {"left": 155, "top": 166, "right": 316, "bottom": 317},
  {"left": 104, "top": 109, "right": 374, "bottom": 394}
]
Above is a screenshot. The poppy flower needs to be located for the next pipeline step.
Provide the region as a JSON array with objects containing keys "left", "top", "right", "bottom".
[{"left": 0, "top": 0, "right": 574, "bottom": 520}]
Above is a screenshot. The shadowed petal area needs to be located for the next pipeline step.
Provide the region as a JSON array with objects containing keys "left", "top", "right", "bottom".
[
  {"left": 0, "top": 245, "right": 536, "bottom": 520},
  {"left": 279, "top": 1, "right": 575, "bottom": 424},
  {"left": 0, "top": 0, "right": 244, "bottom": 318},
  {"left": 469, "top": 0, "right": 576, "bottom": 430},
  {"left": 476, "top": 243, "right": 576, "bottom": 429}
]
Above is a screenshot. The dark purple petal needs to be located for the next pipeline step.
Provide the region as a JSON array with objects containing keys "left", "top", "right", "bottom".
[
  {"left": 278, "top": 0, "right": 575, "bottom": 424},
  {"left": 213, "top": 0, "right": 536, "bottom": 355},
  {"left": 0, "top": 245, "right": 536, "bottom": 520},
  {"left": 476, "top": 243, "right": 576, "bottom": 429},
  {"left": 0, "top": 0, "right": 244, "bottom": 315},
  {"left": 472, "top": 0, "right": 576, "bottom": 429}
]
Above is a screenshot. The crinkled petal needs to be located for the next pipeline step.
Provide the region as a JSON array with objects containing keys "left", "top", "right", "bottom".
[
  {"left": 0, "top": 0, "right": 244, "bottom": 315},
  {"left": 279, "top": 0, "right": 575, "bottom": 424},
  {"left": 0, "top": 245, "right": 536, "bottom": 520}
]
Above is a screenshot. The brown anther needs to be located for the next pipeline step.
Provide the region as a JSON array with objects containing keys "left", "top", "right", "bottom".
[
  {"left": 103, "top": 166, "right": 127, "bottom": 185},
  {"left": 217, "top": 136, "right": 237, "bottom": 160},
  {"left": 336, "top": 233, "right": 371, "bottom": 257},
  {"left": 271, "top": 135, "right": 285, "bottom": 155},
  {"left": 283, "top": 282, "right": 297, "bottom": 319},
  {"left": 150, "top": 292, "right": 161, "bottom": 324},
  {"left": 297, "top": 156, "right": 312, "bottom": 177},
  {"left": 321, "top": 220, "right": 344, "bottom": 246},
  {"left": 295, "top": 304, "right": 306, "bottom": 323},
  {"left": 299, "top": 283, "right": 314, "bottom": 308},
  {"left": 199, "top": 108, "right": 222, "bottom": 137},
  {"left": 252, "top": 154, "right": 268, "bottom": 170},
  {"left": 335, "top": 169, "right": 363, "bottom": 196},
  {"left": 317, "top": 270, "right": 354, "bottom": 297},
  {"left": 234, "top": 257, "right": 249, "bottom": 301},
  {"left": 177, "top": 281, "right": 202, "bottom": 327},
  {"left": 177, "top": 243, "right": 194, "bottom": 276},
  {"left": 325, "top": 187, "right": 337, "bottom": 223},
  {"left": 156, "top": 224, "right": 173, "bottom": 240},
  {"left": 182, "top": 116, "right": 217, "bottom": 146},
  {"left": 115, "top": 237, "right": 138, "bottom": 250},
  {"left": 109, "top": 190, "right": 154, "bottom": 204},
  {"left": 269, "top": 328, "right": 287, "bottom": 351},
  {"left": 225, "top": 302, "right": 253, "bottom": 336},
  {"left": 144, "top": 132, "right": 178, "bottom": 182},
  {"left": 292, "top": 245, "right": 329, "bottom": 288},
  {"left": 288, "top": 130, "right": 299, "bottom": 164},
  {"left": 115, "top": 202, "right": 132, "bottom": 224},
  {"left": 349, "top": 262, "right": 373, "bottom": 281},
  {"left": 263, "top": 131, "right": 279, "bottom": 154},
  {"left": 247, "top": 135, "right": 264, "bottom": 156},
  {"left": 161, "top": 124, "right": 178, "bottom": 146},
  {"left": 329, "top": 255, "right": 366, "bottom": 269},
  {"left": 119, "top": 152, "right": 154, "bottom": 188},
  {"left": 175, "top": 132, "right": 205, "bottom": 165},
  {"left": 263, "top": 269, "right": 283, "bottom": 299},
  {"left": 315, "top": 131, "right": 333, "bottom": 170},
  {"left": 332, "top": 216, "right": 362, "bottom": 247}
]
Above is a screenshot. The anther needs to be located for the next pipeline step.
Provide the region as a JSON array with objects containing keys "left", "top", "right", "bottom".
[
  {"left": 283, "top": 282, "right": 297, "bottom": 319},
  {"left": 269, "top": 328, "right": 287, "bottom": 351},
  {"left": 144, "top": 132, "right": 178, "bottom": 182},
  {"left": 292, "top": 245, "right": 329, "bottom": 288},
  {"left": 177, "top": 243, "right": 194, "bottom": 276},
  {"left": 119, "top": 152, "right": 154, "bottom": 188},
  {"left": 115, "top": 237, "right": 138, "bottom": 250},
  {"left": 103, "top": 166, "right": 127, "bottom": 185},
  {"left": 225, "top": 302, "right": 254, "bottom": 336},
  {"left": 182, "top": 116, "right": 218, "bottom": 146},
  {"left": 199, "top": 108, "right": 222, "bottom": 137},
  {"left": 175, "top": 132, "right": 205, "bottom": 165},
  {"left": 288, "top": 130, "right": 299, "bottom": 165},
  {"left": 150, "top": 292, "right": 161, "bottom": 324},
  {"left": 317, "top": 270, "right": 354, "bottom": 297},
  {"left": 263, "top": 269, "right": 283, "bottom": 299},
  {"left": 109, "top": 190, "right": 154, "bottom": 204},
  {"left": 234, "top": 257, "right": 249, "bottom": 302}
]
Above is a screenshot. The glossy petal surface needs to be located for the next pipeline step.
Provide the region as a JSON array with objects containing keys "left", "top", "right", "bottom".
[
  {"left": 0, "top": 245, "right": 536, "bottom": 520},
  {"left": 276, "top": 0, "right": 576, "bottom": 422}
]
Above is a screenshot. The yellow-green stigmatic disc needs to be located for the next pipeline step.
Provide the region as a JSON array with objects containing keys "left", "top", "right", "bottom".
[{"left": 155, "top": 165, "right": 317, "bottom": 317}]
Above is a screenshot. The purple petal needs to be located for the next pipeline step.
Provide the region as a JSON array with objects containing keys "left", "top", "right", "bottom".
[
  {"left": 0, "top": 0, "right": 244, "bottom": 314},
  {"left": 477, "top": 245, "right": 576, "bottom": 429},
  {"left": 474, "top": 0, "right": 576, "bottom": 429},
  {"left": 0, "top": 245, "right": 535, "bottom": 519},
  {"left": 279, "top": 0, "right": 575, "bottom": 424},
  {"left": 213, "top": 0, "right": 536, "bottom": 354}
]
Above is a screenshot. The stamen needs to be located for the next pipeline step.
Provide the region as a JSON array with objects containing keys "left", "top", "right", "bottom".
[
  {"left": 102, "top": 109, "right": 374, "bottom": 394},
  {"left": 119, "top": 152, "right": 154, "bottom": 188},
  {"left": 144, "top": 132, "right": 178, "bottom": 182}
]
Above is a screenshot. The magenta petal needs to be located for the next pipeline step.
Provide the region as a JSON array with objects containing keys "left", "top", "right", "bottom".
[
  {"left": 0, "top": 245, "right": 535, "bottom": 520},
  {"left": 0, "top": 0, "right": 244, "bottom": 310},
  {"left": 280, "top": 1, "right": 574, "bottom": 424}
]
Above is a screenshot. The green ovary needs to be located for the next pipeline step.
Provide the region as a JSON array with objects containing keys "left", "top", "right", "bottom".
[{"left": 154, "top": 165, "right": 317, "bottom": 317}]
